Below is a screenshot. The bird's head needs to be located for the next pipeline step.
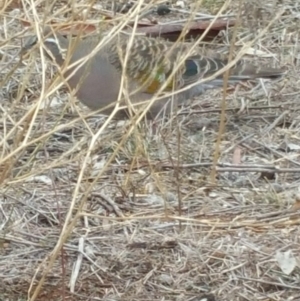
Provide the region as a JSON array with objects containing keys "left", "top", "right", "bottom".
[{"left": 21, "top": 26, "right": 69, "bottom": 64}]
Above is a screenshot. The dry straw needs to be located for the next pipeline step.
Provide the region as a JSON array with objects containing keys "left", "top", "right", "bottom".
[{"left": 0, "top": 0, "right": 298, "bottom": 301}]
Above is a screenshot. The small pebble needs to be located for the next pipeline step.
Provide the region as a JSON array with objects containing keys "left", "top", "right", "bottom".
[
  {"left": 81, "top": 8, "right": 88, "bottom": 18},
  {"left": 175, "top": 0, "right": 185, "bottom": 8},
  {"left": 157, "top": 4, "right": 171, "bottom": 16}
]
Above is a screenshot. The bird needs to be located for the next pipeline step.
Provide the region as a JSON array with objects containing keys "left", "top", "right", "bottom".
[{"left": 21, "top": 26, "right": 285, "bottom": 119}]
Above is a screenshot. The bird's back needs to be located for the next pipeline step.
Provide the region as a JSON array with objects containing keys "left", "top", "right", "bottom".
[{"left": 94, "top": 34, "right": 285, "bottom": 94}]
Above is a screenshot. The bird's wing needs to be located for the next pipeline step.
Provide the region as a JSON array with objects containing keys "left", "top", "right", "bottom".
[{"left": 105, "top": 35, "right": 285, "bottom": 94}]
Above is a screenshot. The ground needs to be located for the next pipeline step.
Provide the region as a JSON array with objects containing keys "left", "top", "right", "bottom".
[{"left": 0, "top": 0, "right": 300, "bottom": 301}]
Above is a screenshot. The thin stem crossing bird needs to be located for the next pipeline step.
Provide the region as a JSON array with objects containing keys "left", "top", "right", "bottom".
[{"left": 21, "top": 26, "right": 285, "bottom": 119}]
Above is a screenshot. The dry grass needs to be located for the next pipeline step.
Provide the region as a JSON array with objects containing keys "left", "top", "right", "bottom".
[{"left": 1, "top": 0, "right": 300, "bottom": 300}]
